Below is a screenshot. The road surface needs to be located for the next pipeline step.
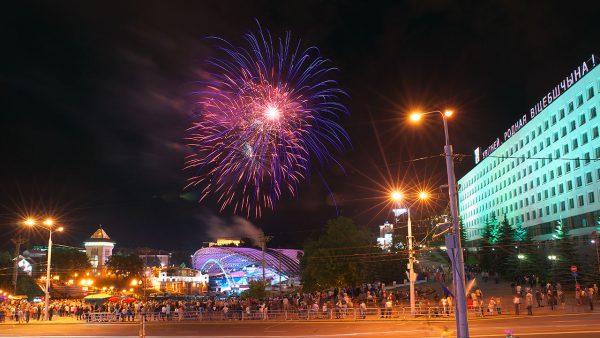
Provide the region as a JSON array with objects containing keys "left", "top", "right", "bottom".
[{"left": 1, "top": 312, "right": 600, "bottom": 337}]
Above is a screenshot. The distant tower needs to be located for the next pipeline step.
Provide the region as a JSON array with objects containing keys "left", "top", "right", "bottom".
[
  {"left": 84, "top": 225, "right": 115, "bottom": 273},
  {"left": 377, "top": 221, "right": 394, "bottom": 251}
]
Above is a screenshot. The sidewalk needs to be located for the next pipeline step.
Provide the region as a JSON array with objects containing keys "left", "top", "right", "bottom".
[{"left": 0, "top": 316, "right": 85, "bottom": 325}]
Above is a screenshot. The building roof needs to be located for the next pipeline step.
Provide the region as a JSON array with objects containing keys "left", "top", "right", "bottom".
[
  {"left": 191, "top": 246, "right": 302, "bottom": 277},
  {"left": 85, "top": 226, "right": 115, "bottom": 244}
]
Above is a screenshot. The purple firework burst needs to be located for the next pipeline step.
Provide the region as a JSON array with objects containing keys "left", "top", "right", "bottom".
[{"left": 185, "top": 23, "right": 349, "bottom": 217}]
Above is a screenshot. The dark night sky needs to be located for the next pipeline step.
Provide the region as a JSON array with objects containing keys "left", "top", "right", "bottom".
[{"left": 1, "top": 1, "right": 599, "bottom": 252}]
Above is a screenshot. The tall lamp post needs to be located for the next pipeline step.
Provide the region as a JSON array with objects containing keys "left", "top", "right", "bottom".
[
  {"left": 389, "top": 190, "right": 429, "bottom": 317},
  {"left": 24, "top": 218, "right": 64, "bottom": 321},
  {"left": 410, "top": 109, "right": 469, "bottom": 338}
]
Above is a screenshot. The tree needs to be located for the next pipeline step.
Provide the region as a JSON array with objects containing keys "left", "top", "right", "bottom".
[
  {"left": 51, "top": 248, "right": 91, "bottom": 277},
  {"left": 106, "top": 254, "right": 144, "bottom": 279},
  {"left": 480, "top": 213, "right": 502, "bottom": 271},
  {"left": 550, "top": 218, "right": 579, "bottom": 286},
  {"left": 301, "top": 217, "right": 379, "bottom": 291},
  {"left": 241, "top": 280, "right": 267, "bottom": 300}
]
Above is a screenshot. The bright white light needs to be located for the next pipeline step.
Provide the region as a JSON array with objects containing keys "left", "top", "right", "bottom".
[
  {"left": 390, "top": 191, "right": 403, "bottom": 201},
  {"left": 409, "top": 113, "right": 422, "bottom": 122},
  {"left": 517, "top": 254, "right": 525, "bottom": 260},
  {"left": 265, "top": 106, "right": 280, "bottom": 120},
  {"left": 591, "top": 240, "right": 596, "bottom": 244}
]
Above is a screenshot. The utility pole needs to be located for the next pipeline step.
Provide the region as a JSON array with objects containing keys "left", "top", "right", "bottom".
[
  {"left": 12, "top": 235, "right": 28, "bottom": 294},
  {"left": 257, "top": 232, "right": 273, "bottom": 285},
  {"left": 407, "top": 209, "right": 416, "bottom": 317},
  {"left": 278, "top": 248, "right": 283, "bottom": 296}
]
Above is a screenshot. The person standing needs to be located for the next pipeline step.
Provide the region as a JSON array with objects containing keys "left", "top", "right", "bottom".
[
  {"left": 588, "top": 287, "right": 595, "bottom": 311},
  {"left": 513, "top": 294, "right": 520, "bottom": 315},
  {"left": 525, "top": 290, "right": 533, "bottom": 315},
  {"left": 535, "top": 289, "right": 542, "bottom": 307}
]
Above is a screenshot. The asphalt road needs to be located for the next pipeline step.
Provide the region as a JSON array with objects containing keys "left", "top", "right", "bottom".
[{"left": 2, "top": 312, "right": 600, "bottom": 337}]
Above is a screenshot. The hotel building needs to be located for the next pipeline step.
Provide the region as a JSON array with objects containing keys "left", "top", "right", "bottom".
[{"left": 458, "top": 55, "right": 600, "bottom": 246}]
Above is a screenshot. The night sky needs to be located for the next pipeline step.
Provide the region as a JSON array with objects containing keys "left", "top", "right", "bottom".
[{"left": 2, "top": 1, "right": 599, "bottom": 252}]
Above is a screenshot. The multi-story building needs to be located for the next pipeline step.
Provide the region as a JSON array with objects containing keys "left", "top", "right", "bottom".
[
  {"left": 83, "top": 226, "right": 115, "bottom": 273},
  {"left": 377, "top": 221, "right": 395, "bottom": 250},
  {"left": 459, "top": 55, "right": 600, "bottom": 247}
]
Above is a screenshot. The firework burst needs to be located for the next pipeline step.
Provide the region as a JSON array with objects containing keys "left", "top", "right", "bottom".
[{"left": 185, "top": 23, "right": 349, "bottom": 217}]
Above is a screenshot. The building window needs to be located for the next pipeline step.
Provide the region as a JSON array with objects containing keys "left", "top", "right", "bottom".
[
  {"left": 593, "top": 127, "right": 599, "bottom": 139},
  {"left": 589, "top": 191, "right": 596, "bottom": 204},
  {"left": 568, "top": 198, "right": 575, "bottom": 209},
  {"left": 585, "top": 152, "right": 591, "bottom": 165},
  {"left": 577, "top": 94, "right": 584, "bottom": 107},
  {"left": 591, "top": 107, "right": 597, "bottom": 119},
  {"left": 553, "top": 204, "right": 558, "bottom": 214},
  {"left": 570, "top": 120, "right": 576, "bottom": 131},
  {"left": 576, "top": 176, "right": 583, "bottom": 187},
  {"left": 575, "top": 158, "right": 581, "bottom": 169},
  {"left": 557, "top": 166, "right": 563, "bottom": 176},
  {"left": 567, "top": 180, "right": 573, "bottom": 191},
  {"left": 569, "top": 102, "right": 574, "bottom": 113},
  {"left": 560, "top": 109, "right": 565, "bottom": 119},
  {"left": 596, "top": 147, "right": 600, "bottom": 159},
  {"left": 558, "top": 183, "right": 564, "bottom": 194},
  {"left": 565, "top": 162, "right": 571, "bottom": 173},
  {"left": 580, "top": 114, "right": 587, "bottom": 126},
  {"left": 582, "top": 133, "right": 589, "bottom": 145},
  {"left": 552, "top": 115, "right": 557, "bottom": 125},
  {"left": 578, "top": 195, "right": 585, "bottom": 207},
  {"left": 560, "top": 201, "right": 566, "bottom": 211},
  {"left": 589, "top": 86, "right": 595, "bottom": 100},
  {"left": 586, "top": 172, "right": 593, "bottom": 184},
  {"left": 572, "top": 138, "right": 579, "bottom": 149}
]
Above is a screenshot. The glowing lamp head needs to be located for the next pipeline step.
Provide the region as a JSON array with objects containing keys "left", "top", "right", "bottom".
[
  {"left": 56, "top": 226, "right": 64, "bottom": 232},
  {"left": 24, "top": 218, "right": 36, "bottom": 226},
  {"left": 418, "top": 191, "right": 429, "bottom": 200},
  {"left": 390, "top": 191, "right": 403, "bottom": 202},
  {"left": 409, "top": 112, "right": 422, "bottom": 122},
  {"left": 43, "top": 218, "right": 54, "bottom": 227},
  {"left": 444, "top": 110, "right": 454, "bottom": 117},
  {"left": 264, "top": 105, "right": 281, "bottom": 120}
]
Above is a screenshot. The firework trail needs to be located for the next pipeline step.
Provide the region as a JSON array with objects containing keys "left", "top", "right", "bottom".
[{"left": 185, "top": 22, "right": 349, "bottom": 217}]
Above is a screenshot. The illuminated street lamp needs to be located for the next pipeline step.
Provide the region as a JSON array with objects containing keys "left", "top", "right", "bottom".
[
  {"left": 389, "top": 190, "right": 429, "bottom": 317},
  {"left": 409, "top": 109, "right": 469, "bottom": 338},
  {"left": 24, "top": 217, "right": 64, "bottom": 321}
]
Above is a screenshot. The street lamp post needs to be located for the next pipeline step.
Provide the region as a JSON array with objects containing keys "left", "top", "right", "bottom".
[
  {"left": 24, "top": 218, "right": 63, "bottom": 321},
  {"left": 390, "top": 191, "right": 428, "bottom": 317},
  {"left": 410, "top": 110, "right": 469, "bottom": 338}
]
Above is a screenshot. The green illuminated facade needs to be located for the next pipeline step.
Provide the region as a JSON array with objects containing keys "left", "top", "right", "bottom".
[{"left": 458, "top": 56, "right": 600, "bottom": 246}]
